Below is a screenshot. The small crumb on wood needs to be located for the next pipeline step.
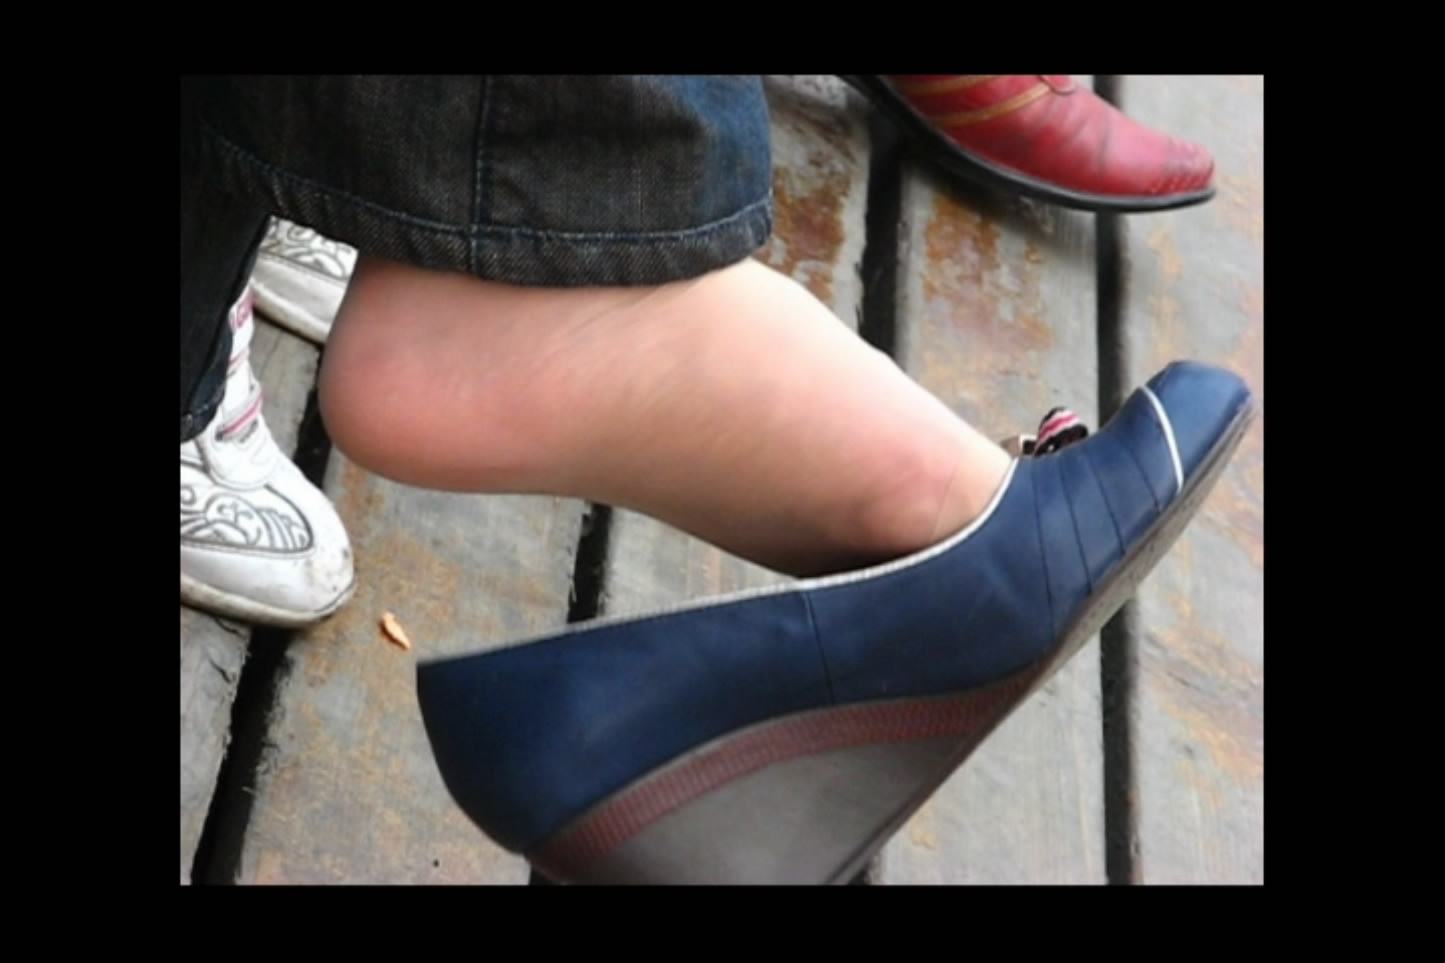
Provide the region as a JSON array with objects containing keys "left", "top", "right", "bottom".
[
  {"left": 380, "top": 611, "right": 412, "bottom": 651},
  {"left": 909, "top": 825, "right": 937, "bottom": 850}
]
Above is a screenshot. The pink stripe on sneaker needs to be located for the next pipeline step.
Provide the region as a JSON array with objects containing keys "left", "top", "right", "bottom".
[
  {"left": 219, "top": 393, "right": 263, "bottom": 437},
  {"left": 229, "top": 288, "right": 254, "bottom": 331}
]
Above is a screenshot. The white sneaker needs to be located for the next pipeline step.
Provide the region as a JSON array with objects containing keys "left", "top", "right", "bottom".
[
  {"left": 181, "top": 286, "right": 356, "bottom": 627},
  {"left": 250, "top": 218, "right": 355, "bottom": 344}
]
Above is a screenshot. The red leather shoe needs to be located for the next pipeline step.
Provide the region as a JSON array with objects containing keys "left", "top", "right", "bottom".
[{"left": 844, "top": 75, "right": 1215, "bottom": 212}]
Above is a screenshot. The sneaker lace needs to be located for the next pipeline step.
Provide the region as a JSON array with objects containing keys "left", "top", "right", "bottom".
[{"left": 216, "top": 291, "right": 264, "bottom": 442}]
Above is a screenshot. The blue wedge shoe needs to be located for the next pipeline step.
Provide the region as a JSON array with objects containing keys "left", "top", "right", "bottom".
[{"left": 417, "top": 361, "right": 1257, "bottom": 884}]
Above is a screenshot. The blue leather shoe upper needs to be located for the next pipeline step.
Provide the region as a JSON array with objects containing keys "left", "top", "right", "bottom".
[
  {"left": 418, "top": 590, "right": 833, "bottom": 852},
  {"left": 416, "top": 361, "right": 1253, "bottom": 853}
]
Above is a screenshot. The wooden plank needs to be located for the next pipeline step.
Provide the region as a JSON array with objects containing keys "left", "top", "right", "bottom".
[
  {"left": 1115, "top": 75, "right": 1263, "bottom": 883},
  {"left": 880, "top": 80, "right": 1107, "bottom": 883},
  {"left": 602, "top": 76, "right": 874, "bottom": 618},
  {"left": 180, "top": 608, "right": 244, "bottom": 886},
  {"left": 754, "top": 75, "right": 870, "bottom": 329},
  {"left": 180, "top": 320, "right": 317, "bottom": 883},
  {"left": 234, "top": 463, "right": 587, "bottom": 883},
  {"left": 232, "top": 468, "right": 587, "bottom": 883},
  {"left": 232, "top": 434, "right": 588, "bottom": 879}
]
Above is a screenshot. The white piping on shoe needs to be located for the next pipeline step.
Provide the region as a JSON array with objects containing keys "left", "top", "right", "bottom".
[
  {"left": 444, "top": 459, "right": 1023, "bottom": 656},
  {"left": 1140, "top": 386, "right": 1184, "bottom": 497}
]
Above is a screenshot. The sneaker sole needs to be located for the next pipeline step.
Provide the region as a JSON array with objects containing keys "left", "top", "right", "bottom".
[
  {"left": 528, "top": 396, "right": 1258, "bottom": 884},
  {"left": 181, "top": 571, "right": 357, "bottom": 630},
  {"left": 251, "top": 279, "right": 335, "bottom": 346}
]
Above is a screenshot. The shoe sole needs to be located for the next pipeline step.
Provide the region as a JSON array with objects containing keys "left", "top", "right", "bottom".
[
  {"left": 251, "top": 279, "right": 334, "bottom": 347},
  {"left": 528, "top": 396, "right": 1258, "bottom": 884},
  {"left": 181, "top": 572, "right": 357, "bottom": 630},
  {"left": 840, "top": 75, "right": 1216, "bottom": 214}
]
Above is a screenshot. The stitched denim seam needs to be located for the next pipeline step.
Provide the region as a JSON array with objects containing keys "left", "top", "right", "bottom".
[
  {"left": 201, "top": 121, "right": 773, "bottom": 245},
  {"left": 470, "top": 76, "right": 493, "bottom": 274}
]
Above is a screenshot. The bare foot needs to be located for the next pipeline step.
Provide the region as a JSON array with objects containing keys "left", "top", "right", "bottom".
[{"left": 320, "top": 256, "right": 1010, "bottom": 576}]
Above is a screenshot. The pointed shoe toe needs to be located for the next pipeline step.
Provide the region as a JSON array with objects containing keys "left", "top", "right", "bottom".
[
  {"left": 842, "top": 74, "right": 1217, "bottom": 213},
  {"left": 417, "top": 361, "right": 1256, "bottom": 884}
]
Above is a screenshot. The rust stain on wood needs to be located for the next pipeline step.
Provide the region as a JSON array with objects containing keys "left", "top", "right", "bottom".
[
  {"left": 757, "top": 161, "right": 847, "bottom": 306},
  {"left": 928, "top": 200, "right": 1053, "bottom": 355},
  {"left": 916, "top": 194, "right": 1057, "bottom": 432},
  {"left": 922, "top": 197, "right": 1000, "bottom": 303}
]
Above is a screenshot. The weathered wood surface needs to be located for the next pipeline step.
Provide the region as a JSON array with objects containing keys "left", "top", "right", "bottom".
[
  {"left": 233, "top": 465, "right": 587, "bottom": 881},
  {"left": 755, "top": 75, "right": 870, "bottom": 333},
  {"left": 1116, "top": 75, "right": 1264, "bottom": 883},
  {"left": 879, "top": 81, "right": 1107, "bottom": 883},
  {"left": 602, "top": 75, "right": 873, "bottom": 619},
  {"left": 180, "top": 321, "right": 317, "bottom": 884}
]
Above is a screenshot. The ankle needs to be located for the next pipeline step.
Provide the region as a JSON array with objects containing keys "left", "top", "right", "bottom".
[{"left": 827, "top": 430, "right": 1012, "bottom": 570}]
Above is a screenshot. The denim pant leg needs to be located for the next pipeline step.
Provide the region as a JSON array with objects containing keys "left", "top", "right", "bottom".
[
  {"left": 181, "top": 76, "right": 774, "bottom": 441},
  {"left": 180, "top": 83, "right": 268, "bottom": 442}
]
